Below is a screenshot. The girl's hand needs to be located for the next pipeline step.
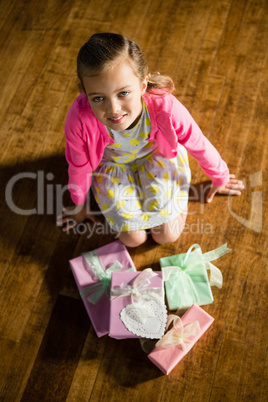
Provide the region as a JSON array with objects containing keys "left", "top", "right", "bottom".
[
  {"left": 56, "top": 203, "right": 100, "bottom": 232},
  {"left": 206, "top": 174, "right": 244, "bottom": 203}
]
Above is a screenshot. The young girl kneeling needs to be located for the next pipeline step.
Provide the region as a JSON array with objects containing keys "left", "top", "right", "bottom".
[{"left": 57, "top": 33, "right": 243, "bottom": 247}]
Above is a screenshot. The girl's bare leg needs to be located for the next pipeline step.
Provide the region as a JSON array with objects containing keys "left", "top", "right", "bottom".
[
  {"left": 119, "top": 229, "right": 147, "bottom": 248},
  {"left": 151, "top": 213, "right": 187, "bottom": 245}
]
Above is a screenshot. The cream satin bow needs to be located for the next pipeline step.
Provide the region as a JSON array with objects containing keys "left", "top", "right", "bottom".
[
  {"left": 110, "top": 268, "right": 163, "bottom": 304},
  {"left": 155, "top": 314, "right": 201, "bottom": 352}
]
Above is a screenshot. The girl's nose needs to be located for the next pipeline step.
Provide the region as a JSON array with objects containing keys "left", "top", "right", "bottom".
[{"left": 106, "top": 99, "right": 121, "bottom": 115}]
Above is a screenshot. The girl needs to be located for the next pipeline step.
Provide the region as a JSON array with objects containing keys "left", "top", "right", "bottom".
[{"left": 57, "top": 33, "right": 243, "bottom": 247}]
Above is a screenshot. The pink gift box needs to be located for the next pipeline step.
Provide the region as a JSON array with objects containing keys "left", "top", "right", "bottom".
[
  {"left": 69, "top": 240, "right": 136, "bottom": 337},
  {"left": 148, "top": 304, "right": 214, "bottom": 374},
  {"left": 109, "top": 271, "right": 165, "bottom": 339}
]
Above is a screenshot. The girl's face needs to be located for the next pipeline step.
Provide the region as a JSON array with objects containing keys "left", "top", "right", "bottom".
[{"left": 83, "top": 60, "right": 148, "bottom": 131}]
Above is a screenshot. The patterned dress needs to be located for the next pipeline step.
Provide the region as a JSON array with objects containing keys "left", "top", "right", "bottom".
[{"left": 91, "top": 102, "right": 191, "bottom": 232}]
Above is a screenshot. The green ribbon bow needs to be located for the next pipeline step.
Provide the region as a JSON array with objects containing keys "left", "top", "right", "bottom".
[
  {"left": 161, "top": 243, "right": 231, "bottom": 309},
  {"left": 79, "top": 251, "right": 124, "bottom": 304}
]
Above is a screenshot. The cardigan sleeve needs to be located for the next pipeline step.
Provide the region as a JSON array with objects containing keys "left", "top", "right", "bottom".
[
  {"left": 171, "top": 96, "right": 230, "bottom": 186},
  {"left": 65, "top": 99, "right": 93, "bottom": 205}
]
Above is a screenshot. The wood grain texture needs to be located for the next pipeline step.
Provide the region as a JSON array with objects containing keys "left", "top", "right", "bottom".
[
  {"left": 0, "top": 0, "right": 267, "bottom": 400},
  {"left": 20, "top": 295, "right": 90, "bottom": 401}
]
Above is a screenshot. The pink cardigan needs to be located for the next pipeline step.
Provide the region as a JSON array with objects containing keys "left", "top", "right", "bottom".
[{"left": 65, "top": 92, "right": 229, "bottom": 205}]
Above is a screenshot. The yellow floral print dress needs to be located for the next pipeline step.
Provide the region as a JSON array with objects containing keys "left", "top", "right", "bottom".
[{"left": 91, "top": 102, "right": 191, "bottom": 232}]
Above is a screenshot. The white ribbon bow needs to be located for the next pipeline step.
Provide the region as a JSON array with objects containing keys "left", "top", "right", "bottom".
[{"left": 155, "top": 314, "right": 201, "bottom": 352}]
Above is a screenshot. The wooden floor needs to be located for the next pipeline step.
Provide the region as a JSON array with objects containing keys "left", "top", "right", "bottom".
[{"left": 0, "top": 0, "right": 267, "bottom": 400}]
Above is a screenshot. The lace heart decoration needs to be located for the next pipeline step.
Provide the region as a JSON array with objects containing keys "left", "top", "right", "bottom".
[{"left": 120, "top": 299, "right": 167, "bottom": 339}]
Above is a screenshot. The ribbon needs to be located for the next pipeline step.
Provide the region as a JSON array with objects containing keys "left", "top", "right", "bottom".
[
  {"left": 111, "top": 268, "right": 164, "bottom": 324},
  {"left": 111, "top": 268, "right": 163, "bottom": 304},
  {"left": 164, "top": 267, "right": 201, "bottom": 306},
  {"left": 161, "top": 244, "right": 230, "bottom": 308},
  {"left": 155, "top": 314, "right": 201, "bottom": 352},
  {"left": 162, "top": 243, "right": 231, "bottom": 288},
  {"left": 79, "top": 251, "right": 124, "bottom": 304}
]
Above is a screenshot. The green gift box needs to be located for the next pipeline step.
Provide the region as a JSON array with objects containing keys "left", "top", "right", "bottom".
[{"left": 159, "top": 244, "right": 230, "bottom": 310}]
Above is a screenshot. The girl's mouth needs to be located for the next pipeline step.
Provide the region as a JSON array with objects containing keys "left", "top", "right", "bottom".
[{"left": 108, "top": 114, "right": 127, "bottom": 124}]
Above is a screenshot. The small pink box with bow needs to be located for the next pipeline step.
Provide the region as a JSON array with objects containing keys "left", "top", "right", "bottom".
[{"left": 148, "top": 304, "right": 214, "bottom": 374}]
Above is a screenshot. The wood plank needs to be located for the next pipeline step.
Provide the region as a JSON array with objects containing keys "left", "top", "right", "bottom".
[
  {"left": 0, "top": 0, "right": 16, "bottom": 31},
  {"left": 1, "top": 81, "right": 64, "bottom": 166},
  {"left": 0, "top": 1, "right": 27, "bottom": 56},
  {"left": 210, "top": 0, "right": 248, "bottom": 76},
  {"left": 66, "top": 328, "right": 107, "bottom": 401},
  {"left": 0, "top": 29, "right": 37, "bottom": 124},
  {"left": 87, "top": 337, "right": 163, "bottom": 401},
  {"left": 0, "top": 230, "right": 81, "bottom": 400},
  {"left": 209, "top": 13, "right": 268, "bottom": 398},
  {"left": 5, "top": 29, "right": 62, "bottom": 118},
  {"left": 1, "top": 158, "right": 77, "bottom": 343},
  {"left": 137, "top": 0, "right": 196, "bottom": 73},
  {"left": 20, "top": 295, "right": 90, "bottom": 402},
  {"left": 0, "top": 214, "right": 60, "bottom": 342},
  {"left": 210, "top": 338, "right": 245, "bottom": 401},
  {"left": 211, "top": 254, "right": 267, "bottom": 401},
  {"left": 0, "top": 337, "right": 17, "bottom": 391},
  {"left": 259, "top": 352, "right": 268, "bottom": 402},
  {"left": 140, "top": 0, "right": 214, "bottom": 92}
]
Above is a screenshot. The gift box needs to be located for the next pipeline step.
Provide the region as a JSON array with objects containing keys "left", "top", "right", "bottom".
[
  {"left": 148, "top": 304, "right": 214, "bottom": 375},
  {"left": 109, "top": 269, "right": 167, "bottom": 340},
  {"left": 69, "top": 240, "right": 136, "bottom": 337},
  {"left": 159, "top": 243, "right": 230, "bottom": 310}
]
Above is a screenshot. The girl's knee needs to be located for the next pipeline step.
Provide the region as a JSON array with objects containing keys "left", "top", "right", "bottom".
[
  {"left": 119, "top": 230, "right": 147, "bottom": 248},
  {"left": 151, "top": 215, "right": 186, "bottom": 245},
  {"left": 151, "top": 230, "right": 180, "bottom": 245}
]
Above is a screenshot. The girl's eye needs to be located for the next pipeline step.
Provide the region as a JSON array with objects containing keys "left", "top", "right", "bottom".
[
  {"left": 92, "top": 96, "right": 103, "bottom": 102},
  {"left": 119, "top": 91, "right": 130, "bottom": 97}
]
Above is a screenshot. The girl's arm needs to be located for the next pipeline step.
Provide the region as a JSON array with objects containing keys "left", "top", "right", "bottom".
[
  {"left": 65, "top": 117, "right": 93, "bottom": 206},
  {"left": 57, "top": 98, "right": 97, "bottom": 230},
  {"left": 170, "top": 97, "right": 244, "bottom": 201}
]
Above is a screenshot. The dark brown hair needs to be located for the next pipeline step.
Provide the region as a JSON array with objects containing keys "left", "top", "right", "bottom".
[{"left": 77, "top": 33, "right": 175, "bottom": 94}]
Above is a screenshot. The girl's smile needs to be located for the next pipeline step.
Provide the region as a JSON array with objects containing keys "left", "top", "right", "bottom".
[
  {"left": 83, "top": 60, "right": 148, "bottom": 131},
  {"left": 107, "top": 114, "right": 127, "bottom": 125}
]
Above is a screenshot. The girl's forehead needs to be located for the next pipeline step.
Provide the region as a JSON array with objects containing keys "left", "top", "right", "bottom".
[
  {"left": 86, "top": 58, "right": 137, "bottom": 78},
  {"left": 83, "top": 60, "right": 142, "bottom": 92}
]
